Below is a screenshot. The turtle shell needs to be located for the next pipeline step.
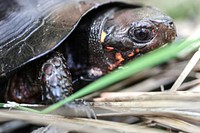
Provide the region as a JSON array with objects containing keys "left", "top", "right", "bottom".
[{"left": 0, "top": 0, "right": 142, "bottom": 78}]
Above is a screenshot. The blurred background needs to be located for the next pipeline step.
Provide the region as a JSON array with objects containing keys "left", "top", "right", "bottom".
[{"left": 144, "top": 0, "right": 200, "bottom": 38}]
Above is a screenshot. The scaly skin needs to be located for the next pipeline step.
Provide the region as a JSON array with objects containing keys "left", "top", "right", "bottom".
[
  {"left": 5, "top": 52, "right": 73, "bottom": 104},
  {"left": 67, "top": 7, "right": 176, "bottom": 85},
  {"left": 40, "top": 52, "right": 73, "bottom": 104},
  {"left": 87, "top": 7, "right": 176, "bottom": 74},
  {"left": 4, "top": 6, "right": 176, "bottom": 104}
]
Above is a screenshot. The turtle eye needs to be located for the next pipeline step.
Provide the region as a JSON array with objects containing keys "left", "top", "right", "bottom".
[{"left": 129, "top": 27, "right": 153, "bottom": 43}]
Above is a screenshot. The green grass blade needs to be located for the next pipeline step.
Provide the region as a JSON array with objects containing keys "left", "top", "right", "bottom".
[
  {"left": 2, "top": 38, "right": 198, "bottom": 114},
  {"left": 41, "top": 38, "right": 200, "bottom": 114}
]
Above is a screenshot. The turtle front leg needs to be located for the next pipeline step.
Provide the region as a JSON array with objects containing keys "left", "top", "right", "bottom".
[
  {"left": 39, "top": 52, "right": 73, "bottom": 104},
  {"left": 5, "top": 52, "right": 73, "bottom": 104}
]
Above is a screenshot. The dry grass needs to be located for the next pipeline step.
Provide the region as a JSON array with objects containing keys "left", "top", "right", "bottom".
[{"left": 0, "top": 46, "right": 200, "bottom": 133}]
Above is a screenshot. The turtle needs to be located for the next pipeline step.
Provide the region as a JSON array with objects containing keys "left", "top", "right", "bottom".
[{"left": 0, "top": 0, "right": 176, "bottom": 104}]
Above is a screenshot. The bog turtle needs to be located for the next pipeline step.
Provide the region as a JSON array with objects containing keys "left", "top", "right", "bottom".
[{"left": 0, "top": 0, "right": 176, "bottom": 104}]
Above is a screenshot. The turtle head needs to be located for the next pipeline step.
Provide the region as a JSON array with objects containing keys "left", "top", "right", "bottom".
[{"left": 100, "top": 7, "right": 176, "bottom": 70}]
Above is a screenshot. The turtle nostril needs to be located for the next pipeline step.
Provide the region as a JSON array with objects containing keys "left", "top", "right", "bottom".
[{"left": 169, "top": 21, "right": 175, "bottom": 28}]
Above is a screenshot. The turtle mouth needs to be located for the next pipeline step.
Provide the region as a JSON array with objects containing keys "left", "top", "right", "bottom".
[
  {"left": 165, "top": 28, "right": 177, "bottom": 41},
  {"left": 154, "top": 18, "right": 177, "bottom": 39},
  {"left": 160, "top": 19, "right": 177, "bottom": 42}
]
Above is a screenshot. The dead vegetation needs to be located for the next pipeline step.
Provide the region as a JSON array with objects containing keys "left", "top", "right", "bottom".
[{"left": 0, "top": 47, "right": 199, "bottom": 133}]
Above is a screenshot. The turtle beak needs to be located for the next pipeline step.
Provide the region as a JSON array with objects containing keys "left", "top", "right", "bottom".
[
  {"left": 163, "top": 19, "right": 177, "bottom": 41},
  {"left": 151, "top": 17, "right": 177, "bottom": 43}
]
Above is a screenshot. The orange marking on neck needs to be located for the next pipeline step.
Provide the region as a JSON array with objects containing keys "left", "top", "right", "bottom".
[
  {"left": 128, "top": 51, "right": 135, "bottom": 57},
  {"left": 136, "top": 49, "right": 140, "bottom": 53},
  {"left": 107, "top": 53, "right": 124, "bottom": 71},
  {"left": 115, "top": 52, "right": 124, "bottom": 65},
  {"left": 108, "top": 64, "right": 116, "bottom": 71},
  {"left": 106, "top": 46, "right": 114, "bottom": 51},
  {"left": 115, "top": 52, "right": 123, "bottom": 60}
]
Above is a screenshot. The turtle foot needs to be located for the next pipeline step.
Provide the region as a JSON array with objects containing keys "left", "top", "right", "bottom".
[
  {"left": 40, "top": 52, "right": 73, "bottom": 104},
  {"left": 5, "top": 52, "right": 73, "bottom": 104}
]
